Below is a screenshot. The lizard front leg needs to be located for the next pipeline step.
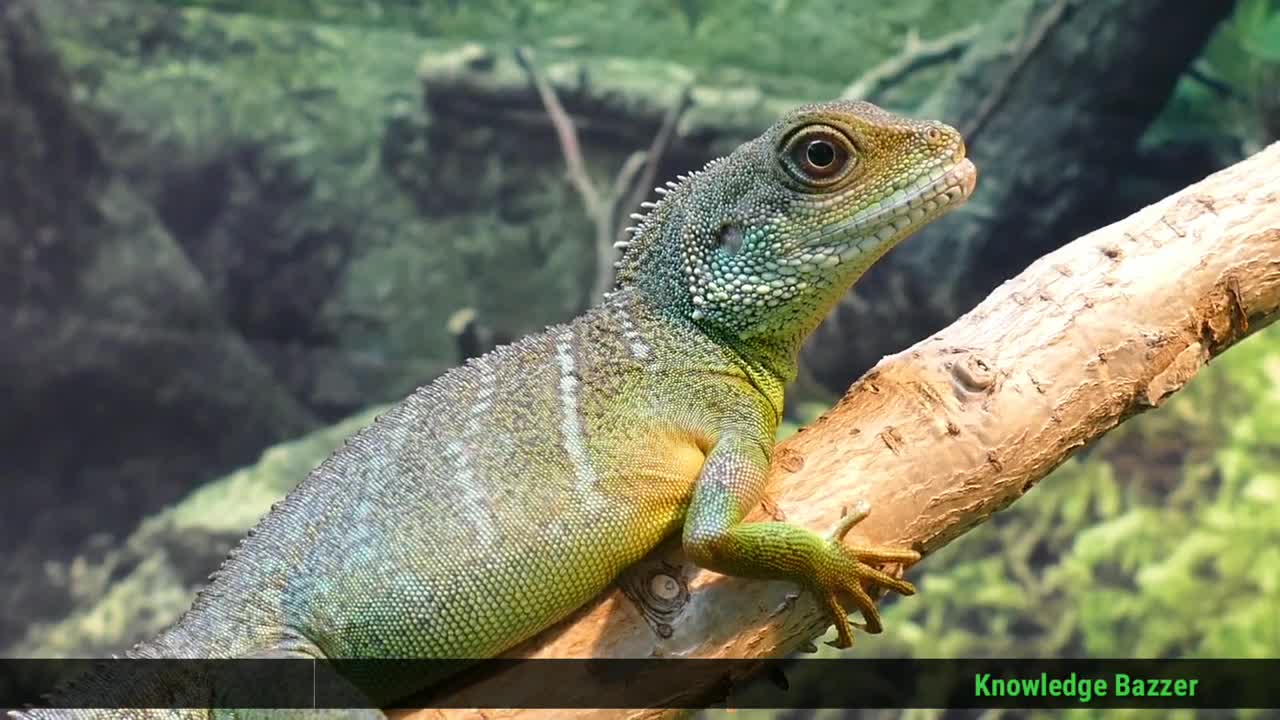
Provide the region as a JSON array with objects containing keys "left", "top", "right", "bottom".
[{"left": 681, "top": 436, "right": 920, "bottom": 648}]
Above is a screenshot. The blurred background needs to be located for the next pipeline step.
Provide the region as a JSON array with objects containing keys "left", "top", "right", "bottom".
[{"left": 2, "top": 0, "right": 1279, "bottom": 716}]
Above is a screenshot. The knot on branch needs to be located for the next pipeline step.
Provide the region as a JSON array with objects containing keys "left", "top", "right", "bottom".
[
  {"left": 618, "top": 557, "right": 691, "bottom": 640},
  {"left": 949, "top": 354, "right": 997, "bottom": 394}
]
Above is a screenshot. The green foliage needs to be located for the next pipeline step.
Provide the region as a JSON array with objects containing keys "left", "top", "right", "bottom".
[
  {"left": 1237, "top": 0, "right": 1280, "bottom": 62},
  {"left": 1148, "top": 0, "right": 1280, "bottom": 152}
]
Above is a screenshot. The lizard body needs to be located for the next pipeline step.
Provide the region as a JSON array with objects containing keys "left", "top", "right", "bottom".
[{"left": 17, "top": 99, "right": 976, "bottom": 713}]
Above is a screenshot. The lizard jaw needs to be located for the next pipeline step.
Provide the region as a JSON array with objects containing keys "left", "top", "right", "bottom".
[{"left": 825, "top": 157, "right": 978, "bottom": 264}]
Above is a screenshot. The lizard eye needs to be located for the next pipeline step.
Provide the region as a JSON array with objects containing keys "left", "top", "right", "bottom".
[
  {"left": 806, "top": 140, "right": 836, "bottom": 168},
  {"left": 780, "top": 124, "right": 856, "bottom": 188}
]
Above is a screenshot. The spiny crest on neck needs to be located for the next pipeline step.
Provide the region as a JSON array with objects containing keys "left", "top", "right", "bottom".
[{"left": 607, "top": 157, "right": 725, "bottom": 296}]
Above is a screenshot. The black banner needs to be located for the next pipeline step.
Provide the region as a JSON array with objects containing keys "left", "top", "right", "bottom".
[{"left": 3, "top": 659, "right": 1278, "bottom": 710}]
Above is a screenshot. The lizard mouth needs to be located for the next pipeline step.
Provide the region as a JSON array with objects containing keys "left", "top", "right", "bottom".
[{"left": 813, "top": 158, "right": 977, "bottom": 261}]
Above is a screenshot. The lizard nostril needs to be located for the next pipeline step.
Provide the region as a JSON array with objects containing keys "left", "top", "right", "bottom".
[{"left": 922, "top": 123, "right": 967, "bottom": 161}]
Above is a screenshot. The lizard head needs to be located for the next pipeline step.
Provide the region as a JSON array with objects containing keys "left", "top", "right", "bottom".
[{"left": 613, "top": 99, "right": 976, "bottom": 376}]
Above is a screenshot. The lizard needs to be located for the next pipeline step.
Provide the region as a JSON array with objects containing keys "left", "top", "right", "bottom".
[{"left": 14, "top": 98, "right": 976, "bottom": 714}]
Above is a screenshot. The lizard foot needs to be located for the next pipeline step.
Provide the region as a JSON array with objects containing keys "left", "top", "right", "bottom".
[{"left": 814, "top": 500, "right": 920, "bottom": 649}]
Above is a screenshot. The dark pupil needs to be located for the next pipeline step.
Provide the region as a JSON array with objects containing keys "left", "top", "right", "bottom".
[{"left": 806, "top": 140, "right": 835, "bottom": 168}]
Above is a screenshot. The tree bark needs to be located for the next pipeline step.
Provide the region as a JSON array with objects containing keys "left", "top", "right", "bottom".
[{"left": 395, "top": 141, "right": 1280, "bottom": 720}]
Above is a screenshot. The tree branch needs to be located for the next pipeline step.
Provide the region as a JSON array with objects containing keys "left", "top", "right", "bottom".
[
  {"left": 514, "top": 47, "right": 605, "bottom": 217},
  {"left": 513, "top": 46, "right": 691, "bottom": 308},
  {"left": 614, "top": 84, "right": 693, "bottom": 232},
  {"left": 959, "top": 0, "right": 1074, "bottom": 147},
  {"left": 600, "top": 85, "right": 692, "bottom": 302},
  {"left": 840, "top": 25, "right": 979, "bottom": 103},
  {"left": 396, "top": 142, "right": 1280, "bottom": 719}
]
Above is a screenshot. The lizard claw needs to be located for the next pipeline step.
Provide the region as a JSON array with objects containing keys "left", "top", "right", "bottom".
[
  {"left": 815, "top": 500, "right": 920, "bottom": 649},
  {"left": 825, "top": 500, "right": 872, "bottom": 543}
]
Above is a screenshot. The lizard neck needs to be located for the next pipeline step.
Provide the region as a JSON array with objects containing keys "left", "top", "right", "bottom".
[
  {"left": 710, "top": 328, "right": 795, "bottom": 419},
  {"left": 602, "top": 288, "right": 792, "bottom": 423}
]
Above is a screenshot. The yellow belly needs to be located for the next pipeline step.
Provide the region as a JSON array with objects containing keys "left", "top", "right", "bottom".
[{"left": 601, "top": 427, "right": 709, "bottom": 516}]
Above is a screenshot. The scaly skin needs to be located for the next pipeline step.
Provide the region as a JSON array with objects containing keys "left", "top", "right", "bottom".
[{"left": 15, "top": 100, "right": 976, "bottom": 715}]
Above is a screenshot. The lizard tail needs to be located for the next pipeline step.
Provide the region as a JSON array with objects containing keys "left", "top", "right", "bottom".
[{"left": 6, "top": 610, "right": 297, "bottom": 719}]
